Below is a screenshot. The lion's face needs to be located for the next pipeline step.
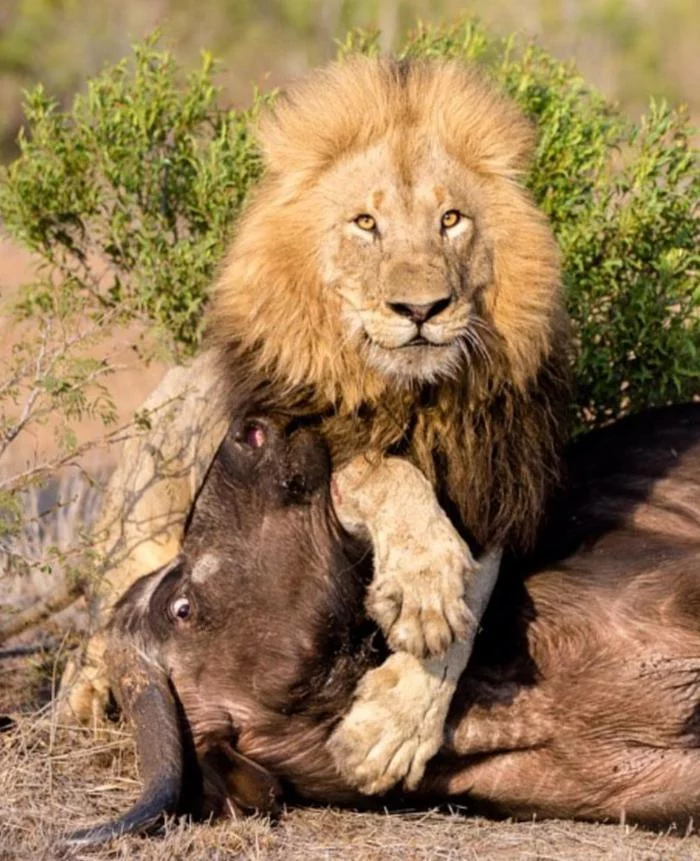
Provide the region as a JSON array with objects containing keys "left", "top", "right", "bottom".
[
  {"left": 211, "top": 58, "right": 564, "bottom": 409},
  {"left": 318, "top": 140, "right": 493, "bottom": 385},
  {"left": 209, "top": 58, "right": 569, "bottom": 547}
]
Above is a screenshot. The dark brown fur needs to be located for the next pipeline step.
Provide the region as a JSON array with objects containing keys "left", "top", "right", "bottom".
[
  {"left": 215, "top": 343, "right": 567, "bottom": 552},
  {"left": 68, "top": 403, "right": 700, "bottom": 844}
]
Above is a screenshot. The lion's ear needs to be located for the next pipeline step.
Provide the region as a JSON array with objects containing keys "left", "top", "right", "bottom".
[
  {"left": 255, "top": 100, "right": 290, "bottom": 173},
  {"left": 255, "top": 96, "right": 328, "bottom": 176},
  {"left": 474, "top": 114, "right": 537, "bottom": 177}
]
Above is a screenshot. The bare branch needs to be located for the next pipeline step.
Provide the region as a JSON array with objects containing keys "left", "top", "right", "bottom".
[
  {"left": 0, "top": 583, "right": 80, "bottom": 643},
  {"left": 0, "top": 324, "right": 51, "bottom": 453},
  {"left": 0, "top": 306, "right": 125, "bottom": 465},
  {"left": 0, "top": 391, "right": 181, "bottom": 494}
]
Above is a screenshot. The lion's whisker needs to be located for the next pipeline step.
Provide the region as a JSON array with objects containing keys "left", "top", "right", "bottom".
[
  {"left": 468, "top": 314, "right": 492, "bottom": 334},
  {"left": 462, "top": 327, "right": 493, "bottom": 375}
]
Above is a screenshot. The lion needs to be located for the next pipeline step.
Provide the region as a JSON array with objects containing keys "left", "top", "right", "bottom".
[
  {"left": 210, "top": 56, "right": 567, "bottom": 554},
  {"left": 59, "top": 56, "right": 568, "bottom": 796}
]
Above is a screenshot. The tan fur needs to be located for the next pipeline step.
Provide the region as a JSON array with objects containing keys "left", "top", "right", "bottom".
[
  {"left": 209, "top": 57, "right": 569, "bottom": 552},
  {"left": 61, "top": 59, "right": 568, "bottom": 795},
  {"left": 205, "top": 57, "right": 569, "bottom": 793},
  {"left": 59, "top": 353, "right": 231, "bottom": 723}
]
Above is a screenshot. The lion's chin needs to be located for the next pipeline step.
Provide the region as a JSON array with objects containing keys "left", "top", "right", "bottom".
[{"left": 366, "top": 340, "right": 463, "bottom": 386}]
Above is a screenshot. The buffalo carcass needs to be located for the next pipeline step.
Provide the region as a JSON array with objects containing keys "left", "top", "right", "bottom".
[{"left": 67, "top": 403, "right": 700, "bottom": 844}]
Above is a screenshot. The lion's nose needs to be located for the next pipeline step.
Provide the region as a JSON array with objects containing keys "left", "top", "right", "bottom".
[{"left": 388, "top": 297, "right": 452, "bottom": 324}]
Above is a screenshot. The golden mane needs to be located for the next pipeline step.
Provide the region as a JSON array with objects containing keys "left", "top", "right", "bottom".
[{"left": 208, "top": 56, "right": 570, "bottom": 551}]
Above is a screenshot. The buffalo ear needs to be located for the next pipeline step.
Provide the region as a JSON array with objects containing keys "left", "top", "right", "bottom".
[{"left": 201, "top": 742, "right": 283, "bottom": 818}]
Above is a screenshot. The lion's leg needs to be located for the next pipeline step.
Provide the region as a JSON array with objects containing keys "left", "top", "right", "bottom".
[
  {"left": 328, "top": 547, "right": 501, "bottom": 794},
  {"left": 57, "top": 351, "right": 230, "bottom": 725},
  {"left": 330, "top": 454, "right": 502, "bottom": 792},
  {"left": 332, "top": 455, "right": 478, "bottom": 658},
  {"left": 58, "top": 631, "right": 110, "bottom": 728}
]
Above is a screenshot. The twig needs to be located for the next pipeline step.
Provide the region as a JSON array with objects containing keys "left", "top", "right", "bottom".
[
  {"left": 0, "top": 386, "right": 184, "bottom": 494},
  {"left": 0, "top": 640, "right": 59, "bottom": 659},
  {"left": 0, "top": 582, "right": 81, "bottom": 644}
]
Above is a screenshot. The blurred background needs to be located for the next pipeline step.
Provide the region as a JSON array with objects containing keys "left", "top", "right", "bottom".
[{"left": 1, "top": 0, "right": 699, "bottom": 163}]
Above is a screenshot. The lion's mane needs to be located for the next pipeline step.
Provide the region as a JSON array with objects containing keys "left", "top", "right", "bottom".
[{"left": 208, "top": 57, "right": 570, "bottom": 552}]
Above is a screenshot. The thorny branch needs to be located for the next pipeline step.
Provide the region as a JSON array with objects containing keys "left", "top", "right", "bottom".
[
  {"left": 0, "top": 308, "right": 123, "bottom": 463},
  {"left": 0, "top": 322, "right": 52, "bottom": 453}
]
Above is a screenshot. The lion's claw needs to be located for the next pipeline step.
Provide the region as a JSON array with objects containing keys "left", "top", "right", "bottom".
[
  {"left": 328, "top": 652, "right": 451, "bottom": 794},
  {"left": 370, "top": 578, "right": 474, "bottom": 658},
  {"left": 368, "top": 521, "right": 477, "bottom": 659}
]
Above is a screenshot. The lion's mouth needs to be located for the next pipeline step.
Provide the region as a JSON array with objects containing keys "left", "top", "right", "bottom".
[
  {"left": 372, "top": 335, "right": 451, "bottom": 351},
  {"left": 404, "top": 335, "right": 443, "bottom": 349},
  {"left": 362, "top": 331, "right": 463, "bottom": 383}
]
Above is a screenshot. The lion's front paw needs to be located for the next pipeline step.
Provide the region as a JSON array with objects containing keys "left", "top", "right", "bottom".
[
  {"left": 56, "top": 637, "right": 111, "bottom": 727},
  {"left": 368, "top": 523, "right": 477, "bottom": 659},
  {"left": 328, "top": 652, "right": 449, "bottom": 795}
]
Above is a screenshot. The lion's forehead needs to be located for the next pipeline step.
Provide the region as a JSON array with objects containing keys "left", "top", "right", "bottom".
[{"left": 318, "top": 139, "right": 480, "bottom": 228}]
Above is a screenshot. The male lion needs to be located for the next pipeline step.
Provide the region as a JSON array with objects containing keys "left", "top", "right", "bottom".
[{"left": 61, "top": 57, "right": 568, "bottom": 794}]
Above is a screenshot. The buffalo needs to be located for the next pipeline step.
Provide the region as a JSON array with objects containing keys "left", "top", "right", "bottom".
[{"left": 67, "top": 402, "right": 700, "bottom": 844}]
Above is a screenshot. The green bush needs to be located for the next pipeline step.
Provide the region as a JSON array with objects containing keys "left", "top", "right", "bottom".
[
  {"left": 0, "top": 37, "right": 266, "bottom": 355},
  {"left": 1, "top": 22, "right": 698, "bottom": 430}
]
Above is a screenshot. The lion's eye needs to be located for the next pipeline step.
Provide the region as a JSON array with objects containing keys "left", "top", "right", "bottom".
[
  {"left": 171, "top": 597, "right": 191, "bottom": 621},
  {"left": 441, "top": 210, "right": 461, "bottom": 230},
  {"left": 354, "top": 214, "right": 376, "bottom": 232}
]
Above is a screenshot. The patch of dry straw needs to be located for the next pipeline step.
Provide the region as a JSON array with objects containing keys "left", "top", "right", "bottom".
[{"left": 2, "top": 706, "right": 700, "bottom": 861}]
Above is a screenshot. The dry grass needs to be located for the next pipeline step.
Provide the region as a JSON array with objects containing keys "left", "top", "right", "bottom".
[{"left": 1, "top": 696, "right": 700, "bottom": 861}]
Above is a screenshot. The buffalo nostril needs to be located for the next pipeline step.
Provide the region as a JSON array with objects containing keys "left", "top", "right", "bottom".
[{"left": 388, "top": 297, "right": 452, "bottom": 324}]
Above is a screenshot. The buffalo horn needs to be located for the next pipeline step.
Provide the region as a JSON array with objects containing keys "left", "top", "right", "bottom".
[{"left": 64, "top": 670, "right": 183, "bottom": 846}]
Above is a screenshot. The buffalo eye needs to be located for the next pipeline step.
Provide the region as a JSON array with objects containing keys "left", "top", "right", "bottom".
[
  {"left": 242, "top": 421, "right": 266, "bottom": 449},
  {"left": 171, "top": 596, "right": 191, "bottom": 621}
]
